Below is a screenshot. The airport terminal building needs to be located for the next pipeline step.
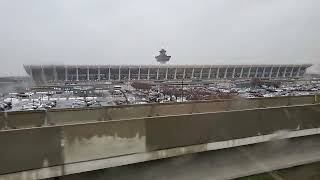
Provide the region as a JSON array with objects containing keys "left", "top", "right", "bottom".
[{"left": 24, "top": 64, "right": 312, "bottom": 83}]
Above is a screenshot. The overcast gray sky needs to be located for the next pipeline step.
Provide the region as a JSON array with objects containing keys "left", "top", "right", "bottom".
[{"left": 0, "top": 0, "right": 319, "bottom": 76}]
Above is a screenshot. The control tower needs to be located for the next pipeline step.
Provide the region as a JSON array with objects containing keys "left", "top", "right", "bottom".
[{"left": 155, "top": 49, "right": 171, "bottom": 64}]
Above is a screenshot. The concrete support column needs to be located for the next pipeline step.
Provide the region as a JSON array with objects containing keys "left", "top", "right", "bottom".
[
  {"left": 108, "top": 67, "right": 111, "bottom": 80},
  {"left": 240, "top": 67, "right": 243, "bottom": 78},
  {"left": 118, "top": 67, "right": 121, "bottom": 81},
  {"left": 200, "top": 68, "right": 203, "bottom": 79},
  {"left": 232, "top": 67, "right": 236, "bottom": 78},
  {"left": 128, "top": 68, "right": 131, "bottom": 80},
  {"left": 174, "top": 68, "right": 177, "bottom": 79},
  {"left": 208, "top": 67, "right": 212, "bottom": 79},
  {"left": 261, "top": 67, "right": 266, "bottom": 78},
  {"left": 165, "top": 68, "right": 168, "bottom": 80},
  {"left": 147, "top": 68, "right": 150, "bottom": 80},
  {"left": 183, "top": 68, "right": 186, "bottom": 79},
  {"left": 138, "top": 67, "right": 141, "bottom": 80},
  {"left": 223, "top": 67, "right": 228, "bottom": 79},
  {"left": 65, "top": 66, "right": 68, "bottom": 81},
  {"left": 87, "top": 67, "right": 90, "bottom": 81},
  {"left": 283, "top": 66, "right": 287, "bottom": 78},
  {"left": 29, "top": 66, "right": 34, "bottom": 81},
  {"left": 290, "top": 66, "right": 294, "bottom": 77},
  {"left": 191, "top": 68, "right": 194, "bottom": 79},
  {"left": 254, "top": 67, "right": 259, "bottom": 78},
  {"left": 156, "top": 68, "right": 159, "bottom": 80},
  {"left": 41, "top": 66, "right": 47, "bottom": 82},
  {"left": 216, "top": 68, "right": 220, "bottom": 79},
  {"left": 269, "top": 67, "right": 273, "bottom": 78},
  {"left": 276, "top": 66, "right": 281, "bottom": 78},
  {"left": 97, "top": 66, "right": 100, "bottom": 81},
  {"left": 296, "top": 66, "right": 301, "bottom": 77},
  {"left": 53, "top": 66, "right": 58, "bottom": 82},
  {"left": 247, "top": 66, "right": 251, "bottom": 78},
  {"left": 76, "top": 67, "right": 79, "bottom": 81}
]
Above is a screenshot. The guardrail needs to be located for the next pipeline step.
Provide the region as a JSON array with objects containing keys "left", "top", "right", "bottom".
[
  {"left": 0, "top": 95, "right": 318, "bottom": 130},
  {"left": 0, "top": 104, "right": 319, "bottom": 177}
]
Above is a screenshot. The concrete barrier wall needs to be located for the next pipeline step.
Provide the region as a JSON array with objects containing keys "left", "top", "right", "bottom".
[
  {"left": 62, "top": 119, "right": 146, "bottom": 164},
  {"left": 190, "top": 100, "right": 230, "bottom": 114},
  {"left": 228, "top": 99, "right": 261, "bottom": 110},
  {"left": 258, "top": 97, "right": 291, "bottom": 107},
  {"left": 0, "top": 118, "right": 146, "bottom": 175},
  {"left": 105, "top": 105, "right": 152, "bottom": 120},
  {"left": 5, "top": 111, "right": 44, "bottom": 129},
  {"left": 0, "top": 113, "right": 5, "bottom": 130},
  {"left": 43, "top": 95, "right": 320, "bottom": 126},
  {"left": 0, "top": 127, "right": 63, "bottom": 174},
  {"left": 145, "top": 104, "right": 320, "bottom": 151},
  {"left": 315, "top": 94, "right": 320, "bottom": 103},
  {"left": 1, "top": 104, "right": 319, "bottom": 175},
  {"left": 0, "top": 95, "right": 317, "bottom": 129},
  {"left": 47, "top": 108, "right": 106, "bottom": 125},
  {"left": 287, "top": 95, "right": 315, "bottom": 106}
]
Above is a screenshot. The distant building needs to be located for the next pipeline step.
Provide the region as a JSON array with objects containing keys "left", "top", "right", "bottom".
[
  {"left": 155, "top": 49, "right": 171, "bottom": 64},
  {"left": 305, "top": 64, "right": 320, "bottom": 78},
  {"left": 24, "top": 64, "right": 312, "bottom": 84}
]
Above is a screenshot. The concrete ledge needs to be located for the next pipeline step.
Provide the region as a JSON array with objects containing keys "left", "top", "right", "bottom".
[{"left": 2, "top": 127, "right": 320, "bottom": 180}]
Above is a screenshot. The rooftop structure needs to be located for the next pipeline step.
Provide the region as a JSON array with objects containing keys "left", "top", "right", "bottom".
[
  {"left": 24, "top": 64, "right": 312, "bottom": 83},
  {"left": 155, "top": 49, "right": 171, "bottom": 64}
]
